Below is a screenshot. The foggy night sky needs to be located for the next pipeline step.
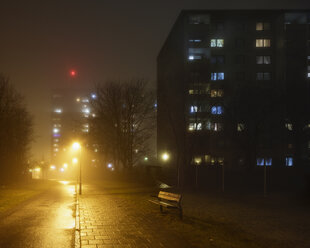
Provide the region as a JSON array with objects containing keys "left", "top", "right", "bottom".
[{"left": 0, "top": 0, "right": 309, "bottom": 160}]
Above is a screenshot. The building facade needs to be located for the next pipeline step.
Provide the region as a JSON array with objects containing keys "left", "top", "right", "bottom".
[
  {"left": 157, "top": 10, "right": 310, "bottom": 187},
  {"left": 51, "top": 89, "right": 99, "bottom": 170}
]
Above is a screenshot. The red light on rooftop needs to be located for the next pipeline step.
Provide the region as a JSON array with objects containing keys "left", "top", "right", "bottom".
[{"left": 70, "top": 70, "right": 77, "bottom": 77}]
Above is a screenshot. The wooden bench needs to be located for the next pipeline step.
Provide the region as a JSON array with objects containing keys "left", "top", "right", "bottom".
[{"left": 149, "top": 191, "right": 183, "bottom": 219}]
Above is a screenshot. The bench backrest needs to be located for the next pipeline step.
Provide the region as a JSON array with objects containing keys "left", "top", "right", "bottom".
[{"left": 158, "top": 191, "right": 181, "bottom": 203}]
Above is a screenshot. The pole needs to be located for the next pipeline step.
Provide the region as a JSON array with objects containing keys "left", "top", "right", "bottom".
[
  {"left": 79, "top": 148, "right": 82, "bottom": 195},
  {"left": 195, "top": 164, "right": 198, "bottom": 188},
  {"left": 264, "top": 163, "right": 266, "bottom": 197},
  {"left": 222, "top": 163, "right": 225, "bottom": 193}
]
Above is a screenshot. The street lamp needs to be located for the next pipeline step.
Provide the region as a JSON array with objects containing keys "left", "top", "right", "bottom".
[
  {"left": 72, "top": 142, "right": 82, "bottom": 195},
  {"left": 161, "top": 152, "right": 170, "bottom": 161}
]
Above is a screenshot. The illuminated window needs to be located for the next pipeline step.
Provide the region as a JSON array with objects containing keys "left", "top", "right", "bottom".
[
  {"left": 91, "top": 93, "right": 96, "bottom": 99},
  {"left": 256, "top": 22, "right": 270, "bottom": 31},
  {"left": 54, "top": 108, "right": 62, "bottom": 113},
  {"left": 208, "top": 156, "right": 224, "bottom": 165},
  {"left": 205, "top": 155, "right": 211, "bottom": 164},
  {"left": 193, "top": 156, "right": 202, "bottom": 165},
  {"left": 211, "top": 89, "right": 223, "bottom": 97},
  {"left": 285, "top": 123, "right": 293, "bottom": 131},
  {"left": 188, "top": 55, "right": 202, "bottom": 60},
  {"left": 188, "top": 48, "right": 208, "bottom": 61},
  {"left": 256, "top": 22, "right": 263, "bottom": 31},
  {"left": 188, "top": 122, "right": 202, "bottom": 131},
  {"left": 205, "top": 121, "right": 222, "bottom": 131},
  {"left": 257, "top": 158, "right": 272, "bottom": 166},
  {"left": 189, "top": 89, "right": 194, "bottom": 94},
  {"left": 213, "top": 123, "right": 222, "bottom": 131},
  {"left": 210, "top": 39, "right": 224, "bottom": 47},
  {"left": 256, "top": 56, "right": 271, "bottom": 64},
  {"left": 211, "top": 73, "right": 216, "bottom": 80},
  {"left": 256, "top": 72, "right": 271, "bottom": 80},
  {"left": 189, "top": 39, "right": 202, "bottom": 43},
  {"left": 211, "top": 72, "right": 224, "bottom": 81},
  {"left": 218, "top": 73, "right": 224, "bottom": 80},
  {"left": 82, "top": 108, "right": 90, "bottom": 114},
  {"left": 211, "top": 157, "right": 216, "bottom": 165},
  {"left": 237, "top": 123, "right": 245, "bottom": 131},
  {"left": 190, "top": 106, "right": 198, "bottom": 113},
  {"left": 285, "top": 157, "right": 293, "bottom": 167},
  {"left": 256, "top": 39, "right": 271, "bottom": 47},
  {"left": 211, "top": 106, "right": 223, "bottom": 115},
  {"left": 217, "top": 39, "right": 224, "bottom": 47},
  {"left": 218, "top": 157, "right": 224, "bottom": 166},
  {"left": 257, "top": 158, "right": 264, "bottom": 166},
  {"left": 53, "top": 128, "right": 59, "bottom": 133}
]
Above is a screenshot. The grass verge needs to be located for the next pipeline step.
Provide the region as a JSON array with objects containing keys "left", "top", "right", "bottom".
[{"left": 0, "top": 179, "right": 55, "bottom": 215}]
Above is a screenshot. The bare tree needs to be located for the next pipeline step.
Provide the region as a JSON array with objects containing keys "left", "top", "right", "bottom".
[
  {"left": 0, "top": 74, "right": 33, "bottom": 182},
  {"left": 90, "top": 79, "right": 156, "bottom": 170}
]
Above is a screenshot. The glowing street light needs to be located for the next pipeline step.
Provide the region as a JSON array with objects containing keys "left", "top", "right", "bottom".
[
  {"left": 63, "top": 163, "right": 68, "bottom": 168},
  {"left": 161, "top": 152, "right": 170, "bottom": 161},
  {"left": 72, "top": 158, "right": 78, "bottom": 164},
  {"left": 50, "top": 165, "right": 56, "bottom": 170},
  {"left": 72, "top": 142, "right": 80, "bottom": 151}
]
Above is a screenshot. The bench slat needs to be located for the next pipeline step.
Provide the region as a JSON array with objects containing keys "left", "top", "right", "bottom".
[
  {"left": 149, "top": 191, "right": 183, "bottom": 219},
  {"left": 158, "top": 191, "right": 181, "bottom": 202}
]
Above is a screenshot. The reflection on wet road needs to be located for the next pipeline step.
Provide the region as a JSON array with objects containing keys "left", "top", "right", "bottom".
[{"left": 0, "top": 181, "right": 76, "bottom": 248}]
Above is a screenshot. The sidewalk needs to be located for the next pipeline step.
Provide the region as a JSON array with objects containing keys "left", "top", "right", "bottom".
[
  {"left": 76, "top": 179, "right": 310, "bottom": 248},
  {"left": 77, "top": 183, "right": 190, "bottom": 248}
]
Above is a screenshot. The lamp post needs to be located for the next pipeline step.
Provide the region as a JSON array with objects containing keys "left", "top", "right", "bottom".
[{"left": 72, "top": 142, "right": 82, "bottom": 195}]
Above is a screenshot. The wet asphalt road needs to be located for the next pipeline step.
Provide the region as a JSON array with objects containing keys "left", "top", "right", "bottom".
[{"left": 0, "top": 181, "right": 76, "bottom": 248}]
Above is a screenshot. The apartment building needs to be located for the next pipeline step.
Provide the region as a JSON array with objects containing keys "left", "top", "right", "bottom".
[{"left": 157, "top": 10, "right": 310, "bottom": 186}]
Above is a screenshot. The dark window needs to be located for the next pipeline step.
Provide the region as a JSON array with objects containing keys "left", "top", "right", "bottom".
[
  {"left": 256, "top": 56, "right": 271, "bottom": 64},
  {"left": 236, "top": 39, "right": 245, "bottom": 48},
  {"left": 235, "top": 55, "right": 245, "bottom": 64},
  {"left": 189, "top": 15, "right": 210, "bottom": 24},
  {"left": 236, "top": 72, "right": 245, "bottom": 80},
  {"left": 211, "top": 23, "right": 224, "bottom": 31},
  {"left": 211, "top": 55, "right": 225, "bottom": 64},
  {"left": 256, "top": 72, "right": 271, "bottom": 80}
]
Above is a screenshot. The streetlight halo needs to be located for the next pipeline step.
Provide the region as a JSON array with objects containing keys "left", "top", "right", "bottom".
[{"left": 72, "top": 142, "right": 81, "bottom": 151}]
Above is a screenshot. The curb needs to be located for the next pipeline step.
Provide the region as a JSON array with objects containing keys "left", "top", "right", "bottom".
[{"left": 75, "top": 194, "right": 81, "bottom": 248}]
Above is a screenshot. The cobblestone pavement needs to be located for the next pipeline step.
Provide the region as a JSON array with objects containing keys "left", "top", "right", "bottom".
[{"left": 78, "top": 184, "right": 190, "bottom": 248}]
